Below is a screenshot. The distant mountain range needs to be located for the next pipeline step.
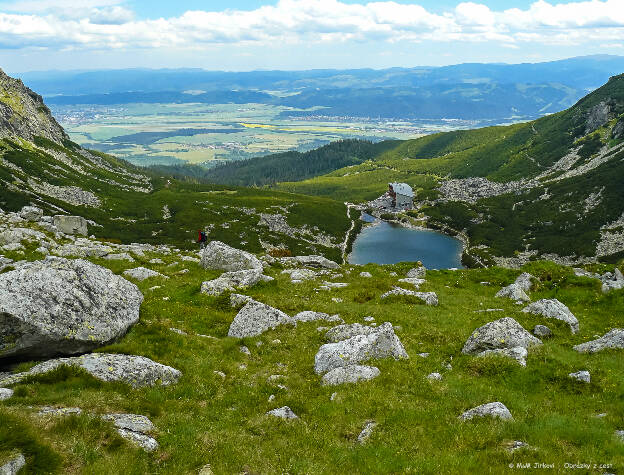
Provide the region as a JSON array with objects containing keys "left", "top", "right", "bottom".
[{"left": 14, "top": 55, "right": 624, "bottom": 121}]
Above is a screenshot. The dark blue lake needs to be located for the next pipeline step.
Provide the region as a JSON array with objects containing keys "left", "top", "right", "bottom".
[{"left": 349, "top": 215, "right": 464, "bottom": 268}]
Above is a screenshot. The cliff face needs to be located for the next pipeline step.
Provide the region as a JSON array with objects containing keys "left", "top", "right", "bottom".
[{"left": 0, "top": 68, "right": 68, "bottom": 145}]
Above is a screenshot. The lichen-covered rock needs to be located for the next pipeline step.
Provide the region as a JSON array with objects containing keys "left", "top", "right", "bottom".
[
  {"left": 476, "top": 346, "right": 529, "bottom": 366},
  {"left": 321, "top": 365, "right": 380, "bottom": 386},
  {"left": 427, "top": 372, "right": 443, "bottom": 381},
  {"left": 227, "top": 300, "right": 295, "bottom": 338},
  {"left": 104, "top": 253, "right": 134, "bottom": 262},
  {"left": 574, "top": 329, "right": 624, "bottom": 353},
  {"left": 381, "top": 287, "right": 438, "bottom": 305},
  {"left": 0, "top": 388, "right": 13, "bottom": 400},
  {"left": 38, "top": 406, "right": 82, "bottom": 416},
  {"left": 0, "top": 453, "right": 25, "bottom": 475},
  {"left": 229, "top": 293, "right": 252, "bottom": 307},
  {"left": 122, "top": 267, "right": 167, "bottom": 281},
  {"left": 200, "top": 241, "right": 262, "bottom": 271},
  {"left": 357, "top": 421, "right": 377, "bottom": 444},
  {"left": 514, "top": 272, "right": 536, "bottom": 292},
  {"left": 280, "top": 255, "right": 339, "bottom": 269},
  {"left": 406, "top": 266, "right": 426, "bottom": 279},
  {"left": 314, "top": 322, "right": 408, "bottom": 374},
  {"left": 101, "top": 413, "right": 155, "bottom": 433},
  {"left": 495, "top": 283, "right": 530, "bottom": 302},
  {"left": 0, "top": 257, "right": 143, "bottom": 360},
  {"left": 462, "top": 317, "right": 542, "bottom": 356},
  {"left": 459, "top": 402, "right": 513, "bottom": 421},
  {"left": 267, "top": 406, "right": 298, "bottom": 419},
  {"left": 522, "top": 299, "right": 579, "bottom": 333},
  {"left": 19, "top": 206, "right": 43, "bottom": 221},
  {"left": 325, "top": 323, "right": 378, "bottom": 343},
  {"left": 53, "top": 215, "right": 88, "bottom": 235},
  {"left": 0, "top": 227, "right": 46, "bottom": 246},
  {"left": 117, "top": 428, "right": 159, "bottom": 452},
  {"left": 293, "top": 311, "right": 343, "bottom": 324},
  {"left": 568, "top": 371, "right": 591, "bottom": 383},
  {"left": 201, "top": 269, "right": 271, "bottom": 296},
  {"left": 0, "top": 353, "right": 181, "bottom": 388},
  {"left": 533, "top": 325, "right": 552, "bottom": 338}
]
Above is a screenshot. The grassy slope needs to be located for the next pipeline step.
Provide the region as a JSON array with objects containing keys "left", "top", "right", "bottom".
[
  {"left": 0, "top": 138, "right": 350, "bottom": 261},
  {"left": 1, "top": 237, "right": 623, "bottom": 473}
]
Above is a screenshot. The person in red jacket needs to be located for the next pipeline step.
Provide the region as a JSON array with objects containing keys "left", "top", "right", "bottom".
[{"left": 197, "top": 229, "right": 207, "bottom": 249}]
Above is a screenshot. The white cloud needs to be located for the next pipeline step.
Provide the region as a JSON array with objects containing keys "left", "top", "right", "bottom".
[{"left": 0, "top": 0, "right": 622, "bottom": 52}]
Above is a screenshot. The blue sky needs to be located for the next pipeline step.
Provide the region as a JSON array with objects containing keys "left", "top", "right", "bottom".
[{"left": 0, "top": 0, "right": 622, "bottom": 72}]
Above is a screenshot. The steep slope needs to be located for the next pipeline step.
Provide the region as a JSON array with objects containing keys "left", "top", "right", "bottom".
[
  {"left": 0, "top": 70, "right": 350, "bottom": 261},
  {"left": 277, "top": 75, "right": 624, "bottom": 265}
]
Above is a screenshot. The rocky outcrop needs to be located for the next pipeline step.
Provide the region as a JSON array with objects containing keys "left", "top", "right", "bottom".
[
  {"left": 200, "top": 241, "right": 262, "bottom": 272},
  {"left": 102, "top": 413, "right": 158, "bottom": 452},
  {"left": 0, "top": 257, "right": 143, "bottom": 360},
  {"left": 19, "top": 206, "right": 43, "bottom": 221},
  {"left": 200, "top": 269, "right": 272, "bottom": 296},
  {"left": 53, "top": 215, "right": 88, "bottom": 235},
  {"left": 406, "top": 266, "right": 426, "bottom": 279},
  {"left": 585, "top": 100, "right": 613, "bottom": 134},
  {"left": 462, "top": 317, "right": 542, "bottom": 365},
  {"left": 459, "top": 402, "right": 513, "bottom": 421},
  {"left": 314, "top": 322, "right": 408, "bottom": 374},
  {"left": 522, "top": 299, "right": 579, "bottom": 333},
  {"left": 381, "top": 287, "right": 438, "bottom": 305},
  {"left": 227, "top": 299, "right": 295, "bottom": 338},
  {"left": 0, "top": 353, "right": 181, "bottom": 388},
  {"left": 280, "top": 255, "right": 340, "bottom": 269},
  {"left": 574, "top": 329, "right": 624, "bottom": 353},
  {"left": 0, "top": 68, "right": 69, "bottom": 145},
  {"left": 322, "top": 365, "right": 380, "bottom": 386}
]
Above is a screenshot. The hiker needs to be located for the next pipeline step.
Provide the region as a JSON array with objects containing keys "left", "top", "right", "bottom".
[{"left": 197, "top": 229, "right": 207, "bottom": 249}]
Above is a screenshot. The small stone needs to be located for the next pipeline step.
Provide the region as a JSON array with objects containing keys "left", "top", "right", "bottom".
[
  {"left": 268, "top": 394, "right": 275, "bottom": 402},
  {"left": 533, "top": 325, "right": 552, "bottom": 338},
  {"left": 240, "top": 346, "right": 251, "bottom": 356},
  {"left": 271, "top": 339, "right": 281, "bottom": 345},
  {"left": 568, "top": 370, "right": 591, "bottom": 383},
  {"left": 357, "top": 421, "right": 377, "bottom": 444},
  {"left": 330, "top": 392, "right": 338, "bottom": 401},
  {"left": 117, "top": 428, "right": 159, "bottom": 452},
  {"left": 0, "top": 453, "right": 25, "bottom": 475},
  {"left": 101, "top": 413, "right": 154, "bottom": 433},
  {"left": 427, "top": 372, "right": 442, "bottom": 381},
  {"left": 198, "top": 464, "right": 214, "bottom": 475},
  {"left": 0, "top": 388, "right": 14, "bottom": 400},
  {"left": 359, "top": 272, "right": 372, "bottom": 278},
  {"left": 169, "top": 327, "right": 187, "bottom": 335},
  {"left": 267, "top": 406, "right": 298, "bottom": 419},
  {"left": 38, "top": 406, "right": 83, "bottom": 416},
  {"left": 505, "top": 440, "right": 530, "bottom": 452},
  {"left": 417, "top": 353, "right": 429, "bottom": 358},
  {"left": 459, "top": 402, "right": 513, "bottom": 421},
  {"left": 363, "top": 316, "right": 375, "bottom": 322},
  {"left": 213, "top": 371, "right": 226, "bottom": 379}
]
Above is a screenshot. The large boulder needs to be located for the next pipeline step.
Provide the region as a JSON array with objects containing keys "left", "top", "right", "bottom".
[
  {"left": 0, "top": 257, "right": 143, "bottom": 360},
  {"left": 0, "top": 227, "right": 46, "bottom": 246},
  {"left": 0, "top": 353, "right": 181, "bottom": 388},
  {"left": 200, "top": 269, "right": 272, "bottom": 296},
  {"left": 573, "top": 329, "right": 624, "bottom": 353},
  {"left": 459, "top": 402, "right": 513, "bottom": 421},
  {"left": 53, "top": 215, "right": 88, "bottom": 235},
  {"left": 325, "top": 323, "right": 379, "bottom": 343},
  {"left": 200, "top": 241, "right": 262, "bottom": 271},
  {"left": 314, "top": 322, "right": 408, "bottom": 374},
  {"left": 522, "top": 299, "right": 579, "bottom": 333},
  {"left": 19, "top": 206, "right": 43, "bottom": 221},
  {"left": 406, "top": 266, "right": 426, "bottom": 279},
  {"left": 462, "top": 317, "right": 542, "bottom": 358},
  {"left": 280, "top": 255, "right": 339, "bottom": 269},
  {"left": 228, "top": 299, "right": 295, "bottom": 338},
  {"left": 514, "top": 272, "right": 536, "bottom": 292},
  {"left": 495, "top": 283, "right": 530, "bottom": 302}
]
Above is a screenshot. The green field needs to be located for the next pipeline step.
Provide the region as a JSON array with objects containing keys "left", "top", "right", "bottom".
[{"left": 52, "top": 103, "right": 494, "bottom": 166}]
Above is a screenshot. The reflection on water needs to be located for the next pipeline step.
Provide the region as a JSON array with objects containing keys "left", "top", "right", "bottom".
[{"left": 349, "top": 214, "right": 463, "bottom": 268}]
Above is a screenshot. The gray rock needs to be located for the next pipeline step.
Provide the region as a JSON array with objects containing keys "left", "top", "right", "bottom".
[
  {"left": 321, "top": 365, "right": 380, "bottom": 386},
  {"left": 229, "top": 293, "right": 252, "bottom": 307},
  {"left": 359, "top": 272, "right": 372, "bottom": 278},
  {"left": 477, "top": 346, "right": 529, "bottom": 366},
  {"left": 325, "top": 323, "right": 380, "bottom": 342},
  {"left": 505, "top": 441, "right": 530, "bottom": 453},
  {"left": 293, "top": 311, "right": 343, "bottom": 324},
  {"left": 616, "top": 430, "right": 624, "bottom": 442},
  {"left": 200, "top": 269, "right": 270, "bottom": 296},
  {"left": 522, "top": 299, "right": 579, "bottom": 333},
  {"left": 0, "top": 388, "right": 13, "bottom": 400},
  {"left": 495, "top": 283, "right": 530, "bottom": 302},
  {"left": 0, "top": 353, "right": 181, "bottom": 388},
  {"left": 381, "top": 287, "right": 438, "bottom": 305},
  {"left": 117, "top": 428, "right": 159, "bottom": 452},
  {"left": 568, "top": 370, "right": 591, "bottom": 383},
  {"left": 122, "top": 267, "right": 167, "bottom": 281},
  {"left": 104, "top": 253, "right": 134, "bottom": 262},
  {"left": 357, "top": 421, "right": 377, "bottom": 444},
  {"left": 514, "top": 272, "right": 536, "bottom": 292},
  {"left": 427, "top": 372, "right": 442, "bottom": 381},
  {"left": 281, "top": 255, "right": 339, "bottom": 269},
  {"left": 601, "top": 268, "right": 624, "bottom": 293},
  {"left": 459, "top": 402, "right": 513, "bottom": 421},
  {"left": 0, "top": 227, "right": 46, "bottom": 246},
  {"left": 574, "top": 329, "right": 624, "bottom": 353},
  {"left": 200, "top": 241, "right": 262, "bottom": 272},
  {"left": 38, "top": 406, "right": 82, "bottom": 416},
  {"left": 462, "top": 317, "right": 542, "bottom": 356},
  {"left": 283, "top": 269, "right": 318, "bottom": 281},
  {"left": 19, "top": 206, "right": 43, "bottom": 221},
  {"left": 227, "top": 300, "right": 295, "bottom": 338},
  {"left": 149, "top": 258, "right": 164, "bottom": 264},
  {"left": 101, "top": 413, "right": 154, "bottom": 433},
  {"left": 0, "top": 257, "right": 143, "bottom": 360},
  {"left": 314, "top": 322, "right": 408, "bottom": 374},
  {"left": 239, "top": 345, "right": 251, "bottom": 356},
  {"left": 0, "top": 453, "right": 25, "bottom": 475},
  {"left": 533, "top": 324, "right": 552, "bottom": 338},
  {"left": 267, "top": 406, "right": 298, "bottom": 420},
  {"left": 397, "top": 278, "right": 426, "bottom": 287},
  {"left": 406, "top": 266, "right": 426, "bottom": 279},
  {"left": 53, "top": 215, "right": 88, "bottom": 235}
]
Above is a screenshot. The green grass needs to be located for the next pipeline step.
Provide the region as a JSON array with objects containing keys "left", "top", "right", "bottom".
[{"left": 2, "top": 240, "right": 624, "bottom": 473}]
